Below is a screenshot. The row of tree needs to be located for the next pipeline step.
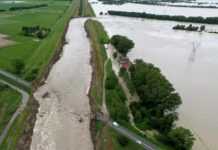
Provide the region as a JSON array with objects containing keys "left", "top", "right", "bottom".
[
  {"left": 0, "top": 9, "right": 6, "bottom": 12},
  {"left": 22, "top": 25, "right": 50, "bottom": 39},
  {"left": 9, "top": 4, "right": 48, "bottom": 11},
  {"left": 105, "top": 61, "right": 129, "bottom": 124},
  {"left": 108, "top": 10, "right": 218, "bottom": 24},
  {"left": 127, "top": 59, "right": 195, "bottom": 150},
  {"left": 173, "top": 24, "right": 205, "bottom": 31}
]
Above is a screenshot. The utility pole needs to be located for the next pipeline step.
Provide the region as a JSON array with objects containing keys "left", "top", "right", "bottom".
[{"left": 189, "top": 42, "right": 200, "bottom": 62}]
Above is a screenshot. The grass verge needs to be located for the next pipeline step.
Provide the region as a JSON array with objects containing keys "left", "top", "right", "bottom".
[{"left": 0, "top": 83, "right": 21, "bottom": 135}]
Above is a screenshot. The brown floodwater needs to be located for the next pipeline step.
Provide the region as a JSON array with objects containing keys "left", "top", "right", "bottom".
[
  {"left": 30, "top": 18, "right": 93, "bottom": 150},
  {"left": 93, "top": 14, "right": 218, "bottom": 150}
]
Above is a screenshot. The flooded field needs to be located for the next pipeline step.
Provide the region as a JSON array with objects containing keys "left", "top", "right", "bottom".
[
  {"left": 91, "top": 0, "right": 218, "bottom": 17},
  {"left": 31, "top": 18, "right": 93, "bottom": 150},
  {"left": 92, "top": 11, "right": 218, "bottom": 149}
]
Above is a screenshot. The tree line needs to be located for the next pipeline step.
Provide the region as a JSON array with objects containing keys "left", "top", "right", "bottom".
[
  {"left": 22, "top": 25, "right": 50, "bottom": 39},
  {"left": 126, "top": 59, "right": 195, "bottom": 150},
  {"left": 9, "top": 4, "right": 48, "bottom": 11},
  {"left": 105, "top": 61, "right": 129, "bottom": 124},
  {"left": 0, "top": 9, "right": 6, "bottom": 12},
  {"left": 108, "top": 10, "right": 218, "bottom": 24}
]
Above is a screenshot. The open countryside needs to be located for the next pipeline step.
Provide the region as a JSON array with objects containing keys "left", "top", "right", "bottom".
[{"left": 0, "top": 0, "right": 218, "bottom": 150}]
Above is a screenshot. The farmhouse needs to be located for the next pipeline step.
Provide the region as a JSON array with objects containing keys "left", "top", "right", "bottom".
[{"left": 118, "top": 55, "right": 131, "bottom": 70}]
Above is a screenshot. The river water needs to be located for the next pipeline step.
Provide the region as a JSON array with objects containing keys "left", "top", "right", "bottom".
[
  {"left": 91, "top": 0, "right": 218, "bottom": 17},
  {"left": 31, "top": 18, "right": 93, "bottom": 150},
  {"left": 91, "top": 2, "right": 218, "bottom": 150}
]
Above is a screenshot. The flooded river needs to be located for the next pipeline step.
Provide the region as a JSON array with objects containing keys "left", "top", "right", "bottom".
[
  {"left": 97, "top": 16, "right": 218, "bottom": 150},
  {"left": 91, "top": 0, "right": 218, "bottom": 17},
  {"left": 31, "top": 18, "right": 93, "bottom": 150},
  {"left": 90, "top": 2, "right": 218, "bottom": 149}
]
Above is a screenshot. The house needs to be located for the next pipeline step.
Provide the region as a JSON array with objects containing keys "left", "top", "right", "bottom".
[{"left": 118, "top": 55, "right": 131, "bottom": 70}]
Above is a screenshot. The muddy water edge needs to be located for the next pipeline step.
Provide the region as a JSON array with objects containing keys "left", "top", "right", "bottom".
[{"left": 30, "top": 18, "right": 94, "bottom": 150}]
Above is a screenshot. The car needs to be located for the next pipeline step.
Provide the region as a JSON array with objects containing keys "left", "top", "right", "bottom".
[
  {"left": 136, "top": 140, "right": 142, "bottom": 145},
  {"left": 112, "top": 122, "right": 119, "bottom": 127}
]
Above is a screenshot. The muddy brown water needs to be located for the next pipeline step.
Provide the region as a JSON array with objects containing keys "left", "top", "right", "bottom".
[
  {"left": 89, "top": 2, "right": 218, "bottom": 148},
  {"left": 95, "top": 16, "right": 218, "bottom": 150},
  {"left": 31, "top": 18, "right": 93, "bottom": 150}
]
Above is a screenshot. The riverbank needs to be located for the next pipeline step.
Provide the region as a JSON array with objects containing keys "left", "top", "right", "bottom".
[{"left": 84, "top": 19, "right": 109, "bottom": 150}]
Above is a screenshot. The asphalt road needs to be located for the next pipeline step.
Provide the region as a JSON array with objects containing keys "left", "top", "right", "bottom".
[
  {"left": 96, "top": 113, "right": 160, "bottom": 150},
  {"left": 0, "top": 69, "right": 31, "bottom": 87},
  {"left": 0, "top": 79, "right": 29, "bottom": 145}
]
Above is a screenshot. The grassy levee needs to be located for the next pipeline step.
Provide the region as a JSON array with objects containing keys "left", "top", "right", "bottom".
[
  {"left": 85, "top": 19, "right": 109, "bottom": 107},
  {"left": 0, "top": 83, "right": 21, "bottom": 135},
  {"left": 82, "top": 0, "right": 96, "bottom": 17},
  {"left": 84, "top": 19, "right": 111, "bottom": 150}
]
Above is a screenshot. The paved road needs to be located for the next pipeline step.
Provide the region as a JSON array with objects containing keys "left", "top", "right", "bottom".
[
  {"left": 96, "top": 113, "right": 160, "bottom": 150},
  {"left": 0, "top": 69, "right": 31, "bottom": 87},
  {"left": 0, "top": 79, "right": 29, "bottom": 145}
]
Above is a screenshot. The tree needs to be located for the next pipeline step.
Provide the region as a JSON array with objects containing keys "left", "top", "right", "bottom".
[
  {"left": 113, "top": 51, "right": 118, "bottom": 58},
  {"left": 117, "top": 135, "right": 129, "bottom": 147},
  {"left": 111, "top": 35, "right": 134, "bottom": 55},
  {"left": 200, "top": 25, "right": 206, "bottom": 31},
  {"left": 13, "top": 59, "right": 25, "bottom": 74},
  {"left": 167, "top": 127, "right": 195, "bottom": 150},
  {"left": 129, "top": 59, "right": 182, "bottom": 132}
]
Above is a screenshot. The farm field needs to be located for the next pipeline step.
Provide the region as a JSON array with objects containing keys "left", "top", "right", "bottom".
[{"left": 0, "top": 0, "right": 72, "bottom": 82}]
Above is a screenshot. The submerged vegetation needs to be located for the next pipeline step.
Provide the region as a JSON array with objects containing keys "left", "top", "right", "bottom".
[
  {"left": 108, "top": 10, "right": 218, "bottom": 24},
  {"left": 173, "top": 24, "right": 206, "bottom": 32}
]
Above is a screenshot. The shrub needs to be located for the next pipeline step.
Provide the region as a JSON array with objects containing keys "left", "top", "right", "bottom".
[{"left": 117, "top": 135, "right": 129, "bottom": 147}]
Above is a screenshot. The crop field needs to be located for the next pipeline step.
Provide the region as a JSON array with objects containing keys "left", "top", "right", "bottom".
[
  {"left": 0, "top": 82, "right": 21, "bottom": 135},
  {"left": 0, "top": 0, "right": 71, "bottom": 81}
]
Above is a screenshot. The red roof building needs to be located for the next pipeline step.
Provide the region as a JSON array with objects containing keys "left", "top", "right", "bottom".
[{"left": 118, "top": 56, "right": 131, "bottom": 70}]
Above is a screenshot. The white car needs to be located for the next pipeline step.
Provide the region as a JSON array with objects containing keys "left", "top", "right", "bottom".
[
  {"left": 136, "top": 140, "right": 142, "bottom": 145},
  {"left": 112, "top": 122, "right": 119, "bottom": 127}
]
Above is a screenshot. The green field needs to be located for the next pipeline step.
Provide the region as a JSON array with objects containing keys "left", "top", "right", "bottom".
[
  {"left": 0, "top": 0, "right": 72, "bottom": 81},
  {"left": 0, "top": 83, "right": 21, "bottom": 135}
]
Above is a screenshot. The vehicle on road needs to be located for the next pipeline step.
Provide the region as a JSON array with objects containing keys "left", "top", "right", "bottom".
[
  {"left": 113, "top": 122, "right": 119, "bottom": 127},
  {"left": 136, "top": 140, "right": 142, "bottom": 145}
]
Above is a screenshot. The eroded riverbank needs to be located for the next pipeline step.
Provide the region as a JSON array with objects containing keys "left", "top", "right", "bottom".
[{"left": 31, "top": 18, "right": 93, "bottom": 150}]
